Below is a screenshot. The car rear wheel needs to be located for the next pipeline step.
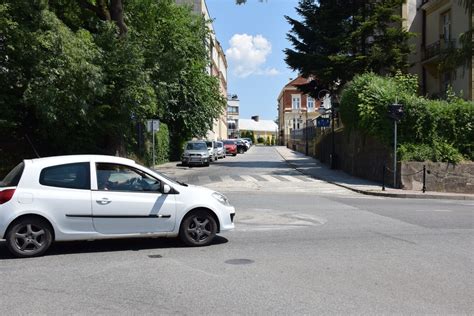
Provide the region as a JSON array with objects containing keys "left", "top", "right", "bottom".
[
  {"left": 6, "top": 217, "right": 53, "bottom": 258},
  {"left": 179, "top": 210, "right": 217, "bottom": 246}
]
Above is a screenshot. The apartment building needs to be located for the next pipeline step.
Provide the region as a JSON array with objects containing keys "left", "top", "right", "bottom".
[
  {"left": 403, "top": 0, "right": 473, "bottom": 100},
  {"left": 277, "top": 76, "right": 321, "bottom": 146},
  {"left": 176, "top": 0, "right": 228, "bottom": 140},
  {"left": 227, "top": 94, "right": 240, "bottom": 139}
]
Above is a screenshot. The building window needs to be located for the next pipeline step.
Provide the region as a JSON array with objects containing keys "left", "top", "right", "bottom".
[
  {"left": 292, "top": 94, "right": 301, "bottom": 109},
  {"left": 441, "top": 72, "right": 451, "bottom": 96},
  {"left": 307, "top": 97, "right": 315, "bottom": 109},
  {"left": 440, "top": 10, "right": 451, "bottom": 43},
  {"left": 227, "top": 106, "right": 238, "bottom": 114}
]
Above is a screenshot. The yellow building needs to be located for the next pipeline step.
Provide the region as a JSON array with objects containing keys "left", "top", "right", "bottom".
[{"left": 403, "top": 0, "right": 473, "bottom": 100}]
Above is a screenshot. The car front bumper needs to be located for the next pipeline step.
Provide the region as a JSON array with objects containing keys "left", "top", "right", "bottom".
[{"left": 182, "top": 156, "right": 209, "bottom": 165}]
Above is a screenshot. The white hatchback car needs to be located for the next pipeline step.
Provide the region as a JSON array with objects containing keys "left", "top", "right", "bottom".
[{"left": 0, "top": 155, "right": 235, "bottom": 258}]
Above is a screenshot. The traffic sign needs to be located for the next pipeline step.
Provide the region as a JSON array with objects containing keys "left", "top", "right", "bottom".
[{"left": 316, "top": 117, "right": 330, "bottom": 127}]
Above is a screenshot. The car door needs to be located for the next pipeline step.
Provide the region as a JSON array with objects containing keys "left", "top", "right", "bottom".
[
  {"left": 91, "top": 162, "right": 176, "bottom": 234},
  {"left": 37, "top": 162, "right": 94, "bottom": 234}
]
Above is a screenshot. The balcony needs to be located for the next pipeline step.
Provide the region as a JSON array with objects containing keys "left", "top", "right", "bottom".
[{"left": 422, "top": 40, "right": 456, "bottom": 62}]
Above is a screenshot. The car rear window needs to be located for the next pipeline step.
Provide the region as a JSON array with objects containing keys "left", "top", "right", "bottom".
[
  {"left": 0, "top": 162, "right": 25, "bottom": 187},
  {"left": 40, "top": 162, "right": 90, "bottom": 190},
  {"left": 223, "top": 141, "right": 235, "bottom": 145}
]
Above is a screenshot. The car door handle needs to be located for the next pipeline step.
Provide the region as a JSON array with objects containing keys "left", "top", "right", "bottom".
[{"left": 96, "top": 198, "right": 112, "bottom": 205}]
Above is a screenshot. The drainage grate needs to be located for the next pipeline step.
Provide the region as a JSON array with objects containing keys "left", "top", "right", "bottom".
[
  {"left": 225, "top": 259, "right": 254, "bottom": 265},
  {"left": 148, "top": 254, "right": 163, "bottom": 258}
]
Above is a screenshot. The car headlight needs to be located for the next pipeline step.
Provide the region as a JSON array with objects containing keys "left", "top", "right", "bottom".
[{"left": 212, "top": 192, "right": 230, "bottom": 206}]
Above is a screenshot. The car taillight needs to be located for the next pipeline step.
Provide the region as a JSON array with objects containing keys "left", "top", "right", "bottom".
[{"left": 0, "top": 189, "right": 15, "bottom": 204}]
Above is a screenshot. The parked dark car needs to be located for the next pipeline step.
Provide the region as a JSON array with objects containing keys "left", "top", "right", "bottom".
[{"left": 234, "top": 139, "right": 247, "bottom": 154}]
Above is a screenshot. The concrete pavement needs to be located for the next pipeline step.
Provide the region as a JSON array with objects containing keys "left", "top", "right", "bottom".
[{"left": 274, "top": 146, "right": 474, "bottom": 200}]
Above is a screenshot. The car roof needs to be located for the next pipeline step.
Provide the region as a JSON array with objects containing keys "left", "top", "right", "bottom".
[
  {"left": 25, "top": 155, "right": 135, "bottom": 167},
  {"left": 187, "top": 140, "right": 206, "bottom": 143}
]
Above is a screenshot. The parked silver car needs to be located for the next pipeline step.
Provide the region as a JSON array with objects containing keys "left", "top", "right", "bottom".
[
  {"left": 206, "top": 141, "right": 218, "bottom": 162},
  {"left": 182, "top": 141, "right": 210, "bottom": 166},
  {"left": 216, "top": 141, "right": 226, "bottom": 159}
]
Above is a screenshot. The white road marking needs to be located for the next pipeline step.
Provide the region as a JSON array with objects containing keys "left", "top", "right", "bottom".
[
  {"left": 414, "top": 209, "right": 453, "bottom": 212},
  {"left": 280, "top": 175, "right": 304, "bottom": 182}
]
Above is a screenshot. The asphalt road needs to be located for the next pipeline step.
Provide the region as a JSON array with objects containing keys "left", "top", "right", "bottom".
[{"left": 0, "top": 146, "right": 473, "bottom": 314}]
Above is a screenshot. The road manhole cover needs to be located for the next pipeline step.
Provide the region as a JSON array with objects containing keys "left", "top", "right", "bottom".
[
  {"left": 148, "top": 254, "right": 163, "bottom": 258},
  {"left": 225, "top": 259, "right": 254, "bottom": 265}
]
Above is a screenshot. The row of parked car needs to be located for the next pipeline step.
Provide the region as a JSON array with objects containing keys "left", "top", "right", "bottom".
[{"left": 181, "top": 138, "right": 252, "bottom": 167}]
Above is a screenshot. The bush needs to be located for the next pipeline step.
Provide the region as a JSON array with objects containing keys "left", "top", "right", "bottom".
[
  {"left": 340, "top": 72, "right": 474, "bottom": 162},
  {"left": 398, "top": 142, "right": 463, "bottom": 163},
  {"left": 257, "top": 137, "right": 265, "bottom": 144},
  {"left": 146, "top": 123, "right": 170, "bottom": 166}
]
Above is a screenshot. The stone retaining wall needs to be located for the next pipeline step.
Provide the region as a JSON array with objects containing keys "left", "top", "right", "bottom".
[
  {"left": 401, "top": 162, "right": 474, "bottom": 194},
  {"left": 287, "top": 128, "right": 474, "bottom": 194}
]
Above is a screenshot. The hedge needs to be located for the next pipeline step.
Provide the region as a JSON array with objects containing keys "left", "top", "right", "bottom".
[{"left": 340, "top": 72, "right": 473, "bottom": 162}]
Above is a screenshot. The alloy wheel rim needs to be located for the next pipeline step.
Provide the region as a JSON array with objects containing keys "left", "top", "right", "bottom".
[
  {"left": 13, "top": 224, "right": 46, "bottom": 253},
  {"left": 186, "top": 217, "right": 212, "bottom": 242}
]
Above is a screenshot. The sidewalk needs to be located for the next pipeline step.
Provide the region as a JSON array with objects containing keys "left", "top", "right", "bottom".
[{"left": 275, "top": 146, "right": 474, "bottom": 200}]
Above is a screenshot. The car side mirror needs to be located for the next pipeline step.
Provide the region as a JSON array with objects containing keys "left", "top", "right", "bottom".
[{"left": 162, "top": 184, "right": 171, "bottom": 194}]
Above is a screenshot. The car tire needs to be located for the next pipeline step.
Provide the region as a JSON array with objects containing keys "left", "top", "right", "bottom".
[
  {"left": 6, "top": 217, "right": 53, "bottom": 258},
  {"left": 204, "top": 161, "right": 210, "bottom": 167},
  {"left": 179, "top": 210, "right": 217, "bottom": 247},
  {"left": 233, "top": 153, "right": 237, "bottom": 156}
]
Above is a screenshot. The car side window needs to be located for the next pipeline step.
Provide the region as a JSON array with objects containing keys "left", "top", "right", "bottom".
[
  {"left": 40, "top": 163, "right": 90, "bottom": 190},
  {"left": 96, "top": 163, "right": 161, "bottom": 192}
]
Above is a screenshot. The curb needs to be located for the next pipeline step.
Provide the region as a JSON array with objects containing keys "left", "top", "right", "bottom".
[{"left": 276, "top": 148, "right": 474, "bottom": 201}]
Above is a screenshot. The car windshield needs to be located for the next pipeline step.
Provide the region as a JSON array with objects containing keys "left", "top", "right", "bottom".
[
  {"left": 224, "top": 140, "right": 235, "bottom": 145},
  {"left": 142, "top": 166, "right": 182, "bottom": 186},
  {"left": 186, "top": 142, "right": 206, "bottom": 150},
  {"left": 0, "top": 162, "right": 25, "bottom": 187}
]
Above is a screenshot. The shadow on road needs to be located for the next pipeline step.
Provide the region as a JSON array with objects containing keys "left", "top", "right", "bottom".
[{"left": 0, "top": 236, "right": 228, "bottom": 259}]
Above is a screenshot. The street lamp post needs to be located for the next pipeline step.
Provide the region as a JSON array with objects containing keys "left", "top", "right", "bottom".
[
  {"left": 305, "top": 109, "right": 309, "bottom": 156},
  {"left": 330, "top": 96, "right": 339, "bottom": 169}
]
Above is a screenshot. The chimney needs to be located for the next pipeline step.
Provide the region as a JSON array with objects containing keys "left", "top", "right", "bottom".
[{"left": 251, "top": 115, "right": 259, "bottom": 122}]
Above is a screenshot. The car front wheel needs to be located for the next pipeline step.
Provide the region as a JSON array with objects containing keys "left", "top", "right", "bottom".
[
  {"left": 180, "top": 210, "right": 217, "bottom": 246},
  {"left": 6, "top": 217, "right": 53, "bottom": 258}
]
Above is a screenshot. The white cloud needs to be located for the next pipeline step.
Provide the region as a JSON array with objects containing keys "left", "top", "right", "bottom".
[{"left": 225, "top": 34, "right": 278, "bottom": 78}]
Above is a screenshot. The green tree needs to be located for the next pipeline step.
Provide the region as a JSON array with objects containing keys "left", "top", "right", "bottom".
[
  {"left": 285, "top": 0, "right": 412, "bottom": 96},
  {"left": 0, "top": 0, "right": 226, "bottom": 170}
]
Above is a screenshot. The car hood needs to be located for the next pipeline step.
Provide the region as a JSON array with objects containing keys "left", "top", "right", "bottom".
[{"left": 184, "top": 150, "right": 207, "bottom": 155}]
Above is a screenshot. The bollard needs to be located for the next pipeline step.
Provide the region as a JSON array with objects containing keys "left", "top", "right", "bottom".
[
  {"left": 422, "top": 165, "right": 426, "bottom": 193},
  {"left": 382, "top": 164, "right": 386, "bottom": 191}
]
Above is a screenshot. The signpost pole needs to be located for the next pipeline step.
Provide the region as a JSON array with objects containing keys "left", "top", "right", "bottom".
[
  {"left": 152, "top": 129, "right": 155, "bottom": 167},
  {"left": 393, "top": 120, "right": 397, "bottom": 188}
]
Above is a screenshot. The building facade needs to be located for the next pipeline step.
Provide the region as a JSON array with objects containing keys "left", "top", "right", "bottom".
[
  {"left": 239, "top": 117, "right": 278, "bottom": 140},
  {"left": 403, "top": 0, "right": 473, "bottom": 100},
  {"left": 227, "top": 94, "right": 240, "bottom": 139},
  {"left": 277, "top": 76, "right": 321, "bottom": 146},
  {"left": 176, "top": 0, "right": 228, "bottom": 140}
]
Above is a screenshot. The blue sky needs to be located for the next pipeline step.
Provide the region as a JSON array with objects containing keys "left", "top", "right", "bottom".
[{"left": 206, "top": 0, "right": 300, "bottom": 121}]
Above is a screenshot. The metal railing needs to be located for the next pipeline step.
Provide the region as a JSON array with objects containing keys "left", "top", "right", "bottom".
[{"left": 422, "top": 40, "right": 456, "bottom": 61}]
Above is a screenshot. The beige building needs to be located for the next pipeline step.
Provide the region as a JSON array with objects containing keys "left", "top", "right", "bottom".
[
  {"left": 176, "top": 0, "right": 228, "bottom": 140},
  {"left": 239, "top": 117, "right": 278, "bottom": 140},
  {"left": 403, "top": 0, "right": 473, "bottom": 100},
  {"left": 277, "top": 76, "right": 322, "bottom": 146}
]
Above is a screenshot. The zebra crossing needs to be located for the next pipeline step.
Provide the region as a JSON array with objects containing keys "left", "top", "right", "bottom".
[{"left": 185, "top": 173, "right": 324, "bottom": 185}]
